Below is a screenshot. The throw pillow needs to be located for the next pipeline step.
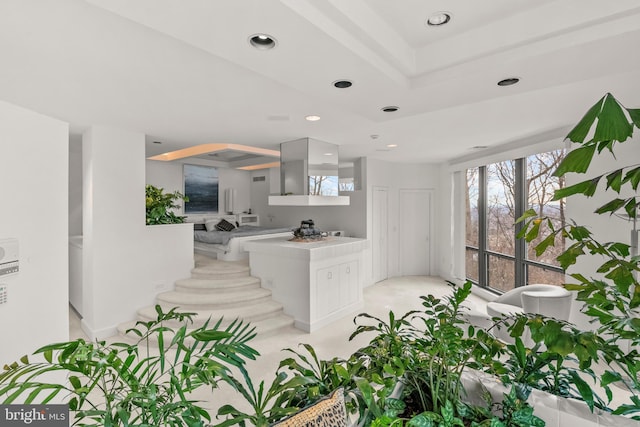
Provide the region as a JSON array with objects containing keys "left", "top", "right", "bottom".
[
  {"left": 204, "top": 220, "right": 218, "bottom": 232},
  {"left": 215, "top": 218, "right": 236, "bottom": 232},
  {"left": 271, "top": 388, "right": 346, "bottom": 427}
]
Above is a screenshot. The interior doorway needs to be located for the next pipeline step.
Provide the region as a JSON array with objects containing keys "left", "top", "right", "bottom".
[
  {"left": 399, "top": 189, "right": 433, "bottom": 276},
  {"left": 372, "top": 186, "right": 389, "bottom": 283}
]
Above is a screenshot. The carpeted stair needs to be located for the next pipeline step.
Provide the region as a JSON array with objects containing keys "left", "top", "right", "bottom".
[{"left": 117, "top": 254, "right": 294, "bottom": 344}]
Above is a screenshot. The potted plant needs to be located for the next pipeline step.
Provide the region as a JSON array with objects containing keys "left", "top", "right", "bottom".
[
  {"left": 1, "top": 306, "right": 258, "bottom": 427},
  {"left": 145, "top": 184, "right": 189, "bottom": 225},
  {"left": 514, "top": 92, "right": 640, "bottom": 420},
  {"left": 218, "top": 282, "right": 543, "bottom": 427}
]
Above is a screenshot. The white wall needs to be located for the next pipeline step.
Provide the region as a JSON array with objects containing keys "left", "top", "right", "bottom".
[
  {"left": 146, "top": 158, "right": 252, "bottom": 217},
  {"left": 366, "top": 159, "right": 440, "bottom": 281},
  {"left": 0, "top": 100, "right": 69, "bottom": 363},
  {"left": 82, "top": 127, "right": 193, "bottom": 339}
]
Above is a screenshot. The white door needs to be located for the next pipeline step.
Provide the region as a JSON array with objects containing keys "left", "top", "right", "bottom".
[
  {"left": 372, "top": 186, "right": 389, "bottom": 282},
  {"left": 399, "top": 189, "right": 433, "bottom": 276}
]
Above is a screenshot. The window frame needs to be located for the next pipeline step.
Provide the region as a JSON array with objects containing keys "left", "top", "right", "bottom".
[{"left": 465, "top": 155, "right": 564, "bottom": 291}]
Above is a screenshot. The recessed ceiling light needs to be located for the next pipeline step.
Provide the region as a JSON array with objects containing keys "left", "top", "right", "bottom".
[
  {"left": 305, "top": 115, "right": 321, "bottom": 121},
  {"left": 387, "top": 144, "right": 398, "bottom": 148},
  {"left": 426, "top": 12, "right": 451, "bottom": 27},
  {"left": 249, "top": 33, "right": 277, "bottom": 50},
  {"left": 381, "top": 106, "right": 399, "bottom": 112},
  {"left": 370, "top": 134, "right": 379, "bottom": 140},
  {"left": 324, "top": 152, "right": 334, "bottom": 156},
  {"left": 333, "top": 80, "right": 353, "bottom": 89},
  {"left": 497, "top": 77, "right": 520, "bottom": 86}
]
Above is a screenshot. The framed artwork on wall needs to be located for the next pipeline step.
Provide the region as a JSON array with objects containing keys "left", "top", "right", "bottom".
[{"left": 183, "top": 164, "right": 219, "bottom": 213}]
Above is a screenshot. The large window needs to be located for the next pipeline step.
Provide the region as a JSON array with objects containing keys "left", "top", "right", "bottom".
[{"left": 465, "top": 149, "right": 565, "bottom": 291}]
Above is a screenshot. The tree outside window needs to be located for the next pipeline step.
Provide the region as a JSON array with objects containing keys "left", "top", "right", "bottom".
[{"left": 465, "top": 149, "right": 566, "bottom": 291}]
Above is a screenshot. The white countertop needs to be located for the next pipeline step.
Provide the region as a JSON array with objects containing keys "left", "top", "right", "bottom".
[{"left": 244, "top": 236, "right": 369, "bottom": 261}]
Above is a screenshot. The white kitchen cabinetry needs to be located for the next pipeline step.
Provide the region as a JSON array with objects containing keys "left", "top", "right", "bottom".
[
  {"left": 246, "top": 237, "right": 369, "bottom": 332},
  {"left": 316, "top": 261, "right": 359, "bottom": 319}
]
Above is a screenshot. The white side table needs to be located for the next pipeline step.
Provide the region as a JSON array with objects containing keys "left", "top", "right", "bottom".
[{"left": 236, "top": 213, "right": 259, "bottom": 226}]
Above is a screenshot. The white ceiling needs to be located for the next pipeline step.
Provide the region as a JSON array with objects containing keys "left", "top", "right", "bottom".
[{"left": 0, "top": 0, "right": 639, "bottom": 164}]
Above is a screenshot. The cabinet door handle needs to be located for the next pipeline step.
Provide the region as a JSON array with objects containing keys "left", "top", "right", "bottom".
[
  {"left": 327, "top": 272, "right": 332, "bottom": 279},
  {"left": 346, "top": 266, "right": 350, "bottom": 274}
]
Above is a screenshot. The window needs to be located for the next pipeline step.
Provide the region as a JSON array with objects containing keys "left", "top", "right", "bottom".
[
  {"left": 308, "top": 175, "right": 339, "bottom": 196},
  {"left": 525, "top": 151, "right": 566, "bottom": 281},
  {"left": 465, "top": 149, "right": 565, "bottom": 291},
  {"left": 465, "top": 168, "right": 480, "bottom": 283}
]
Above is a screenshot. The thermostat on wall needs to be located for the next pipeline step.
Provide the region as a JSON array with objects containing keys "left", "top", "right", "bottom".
[{"left": 0, "top": 238, "right": 19, "bottom": 277}]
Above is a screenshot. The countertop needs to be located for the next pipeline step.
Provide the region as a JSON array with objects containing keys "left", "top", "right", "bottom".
[{"left": 244, "top": 236, "right": 369, "bottom": 261}]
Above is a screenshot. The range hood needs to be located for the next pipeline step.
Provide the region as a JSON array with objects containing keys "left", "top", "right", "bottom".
[{"left": 268, "top": 138, "right": 350, "bottom": 206}]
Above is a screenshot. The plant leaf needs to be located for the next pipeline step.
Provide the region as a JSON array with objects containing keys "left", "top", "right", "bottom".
[
  {"left": 552, "top": 176, "right": 601, "bottom": 200},
  {"left": 535, "top": 233, "right": 556, "bottom": 257},
  {"left": 569, "top": 370, "right": 595, "bottom": 412},
  {"left": 594, "top": 93, "right": 634, "bottom": 143},
  {"left": 565, "top": 94, "right": 606, "bottom": 144},
  {"left": 553, "top": 144, "right": 597, "bottom": 177},
  {"left": 605, "top": 169, "right": 624, "bottom": 193},
  {"left": 627, "top": 108, "right": 640, "bottom": 128},
  {"left": 515, "top": 209, "right": 538, "bottom": 224},
  {"left": 594, "top": 198, "right": 627, "bottom": 215},
  {"left": 623, "top": 167, "right": 640, "bottom": 191}
]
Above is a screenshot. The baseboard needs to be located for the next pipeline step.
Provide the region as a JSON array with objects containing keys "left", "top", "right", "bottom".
[
  {"left": 469, "top": 284, "right": 498, "bottom": 302},
  {"left": 80, "top": 319, "right": 118, "bottom": 341},
  {"left": 305, "top": 301, "right": 365, "bottom": 333}
]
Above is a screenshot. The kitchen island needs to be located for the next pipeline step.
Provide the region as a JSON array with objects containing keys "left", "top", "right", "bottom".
[{"left": 244, "top": 236, "right": 369, "bottom": 332}]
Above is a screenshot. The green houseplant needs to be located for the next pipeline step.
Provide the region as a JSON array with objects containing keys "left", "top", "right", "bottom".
[
  {"left": 516, "top": 92, "right": 640, "bottom": 418},
  {"left": 146, "top": 184, "right": 189, "bottom": 225},
  {"left": 351, "top": 282, "right": 543, "bottom": 427},
  {"left": 0, "top": 306, "right": 258, "bottom": 427},
  {"left": 228, "top": 282, "right": 544, "bottom": 427}
]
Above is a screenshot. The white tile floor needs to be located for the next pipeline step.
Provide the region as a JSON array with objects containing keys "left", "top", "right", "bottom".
[{"left": 68, "top": 275, "right": 489, "bottom": 418}]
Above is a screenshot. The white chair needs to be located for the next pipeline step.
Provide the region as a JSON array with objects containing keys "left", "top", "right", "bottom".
[
  {"left": 486, "top": 284, "right": 572, "bottom": 321},
  {"left": 472, "top": 284, "right": 572, "bottom": 344}
]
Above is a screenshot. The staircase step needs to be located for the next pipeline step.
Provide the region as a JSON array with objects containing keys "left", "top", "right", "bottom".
[
  {"left": 156, "top": 288, "right": 273, "bottom": 309},
  {"left": 116, "top": 255, "right": 296, "bottom": 347},
  {"left": 253, "top": 314, "right": 295, "bottom": 338},
  {"left": 191, "top": 262, "right": 250, "bottom": 280},
  {"left": 137, "top": 300, "right": 286, "bottom": 328},
  {"left": 175, "top": 276, "right": 261, "bottom": 293},
  {"left": 117, "top": 313, "right": 294, "bottom": 346}
]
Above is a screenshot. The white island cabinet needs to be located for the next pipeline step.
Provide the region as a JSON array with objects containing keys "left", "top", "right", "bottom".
[{"left": 244, "top": 237, "right": 369, "bottom": 332}]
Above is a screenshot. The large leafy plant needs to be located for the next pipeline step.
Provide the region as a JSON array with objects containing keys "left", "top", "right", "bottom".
[
  {"left": 486, "top": 314, "right": 621, "bottom": 413},
  {"left": 517, "top": 93, "right": 640, "bottom": 418},
  {"left": 0, "top": 306, "right": 258, "bottom": 427},
  {"left": 344, "top": 282, "right": 543, "bottom": 426},
  {"left": 146, "top": 184, "right": 189, "bottom": 225}
]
